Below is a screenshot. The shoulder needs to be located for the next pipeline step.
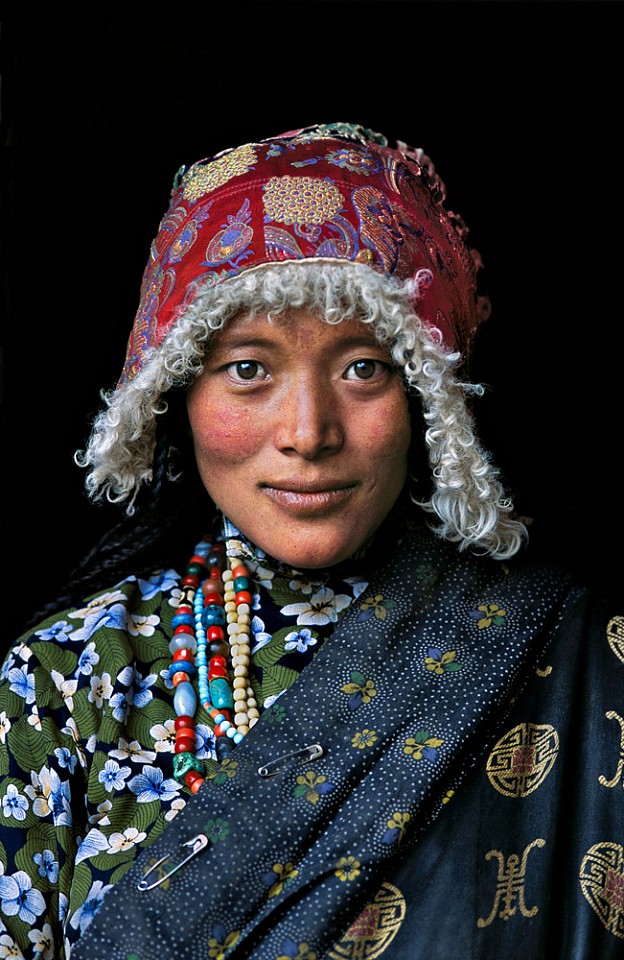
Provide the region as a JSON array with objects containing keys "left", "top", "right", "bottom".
[{"left": 5, "top": 567, "right": 183, "bottom": 665}]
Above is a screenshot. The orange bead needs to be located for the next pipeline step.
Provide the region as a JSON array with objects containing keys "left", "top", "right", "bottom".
[{"left": 235, "top": 590, "right": 252, "bottom": 605}]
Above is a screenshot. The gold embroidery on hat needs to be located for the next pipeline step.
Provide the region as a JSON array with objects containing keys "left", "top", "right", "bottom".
[
  {"left": 607, "top": 616, "right": 624, "bottom": 664},
  {"left": 579, "top": 842, "right": 624, "bottom": 939},
  {"left": 263, "top": 176, "right": 343, "bottom": 225},
  {"left": 598, "top": 711, "right": 624, "bottom": 789},
  {"left": 477, "top": 838, "right": 545, "bottom": 927},
  {"left": 182, "top": 144, "right": 258, "bottom": 202},
  {"left": 328, "top": 882, "right": 406, "bottom": 959},
  {"left": 486, "top": 723, "right": 559, "bottom": 798}
]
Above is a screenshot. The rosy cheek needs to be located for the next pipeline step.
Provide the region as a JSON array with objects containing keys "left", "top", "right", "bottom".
[{"left": 191, "top": 406, "right": 259, "bottom": 463}]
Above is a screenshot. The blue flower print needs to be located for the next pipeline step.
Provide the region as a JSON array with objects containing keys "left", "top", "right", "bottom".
[
  {"left": 110, "top": 690, "right": 132, "bottom": 724},
  {"left": 284, "top": 629, "right": 317, "bottom": 653},
  {"left": 70, "top": 602, "right": 129, "bottom": 643},
  {"left": 194, "top": 723, "right": 217, "bottom": 760},
  {"left": 74, "top": 642, "right": 100, "bottom": 677},
  {"left": 115, "top": 666, "right": 157, "bottom": 708},
  {"left": 136, "top": 568, "right": 179, "bottom": 601},
  {"left": 251, "top": 615, "right": 272, "bottom": 652},
  {"left": 0, "top": 654, "right": 16, "bottom": 681},
  {"left": 2, "top": 783, "right": 29, "bottom": 820},
  {"left": 0, "top": 869, "right": 46, "bottom": 924},
  {"left": 33, "top": 849, "right": 59, "bottom": 883},
  {"left": 8, "top": 665, "right": 36, "bottom": 704},
  {"left": 127, "top": 765, "right": 182, "bottom": 803},
  {"left": 98, "top": 759, "right": 131, "bottom": 793},
  {"left": 68, "top": 879, "right": 114, "bottom": 934},
  {"left": 54, "top": 746, "right": 77, "bottom": 775},
  {"left": 75, "top": 828, "right": 109, "bottom": 865},
  {"left": 34, "top": 620, "right": 74, "bottom": 643}
]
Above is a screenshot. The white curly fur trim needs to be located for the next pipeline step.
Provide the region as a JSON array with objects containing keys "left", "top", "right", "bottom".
[{"left": 75, "top": 261, "right": 527, "bottom": 558}]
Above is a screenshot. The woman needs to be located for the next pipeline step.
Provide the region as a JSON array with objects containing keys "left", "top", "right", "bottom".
[{"left": 0, "top": 123, "right": 621, "bottom": 959}]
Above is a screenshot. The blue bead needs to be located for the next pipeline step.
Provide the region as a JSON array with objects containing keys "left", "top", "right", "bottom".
[
  {"left": 172, "top": 612, "right": 194, "bottom": 628},
  {"left": 201, "top": 604, "right": 226, "bottom": 628},
  {"left": 173, "top": 681, "right": 197, "bottom": 717},
  {"left": 233, "top": 576, "right": 250, "bottom": 591},
  {"left": 168, "top": 661, "right": 196, "bottom": 681}
]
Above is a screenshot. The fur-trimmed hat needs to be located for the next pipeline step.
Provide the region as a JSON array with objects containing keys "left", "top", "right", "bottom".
[{"left": 78, "top": 122, "right": 524, "bottom": 559}]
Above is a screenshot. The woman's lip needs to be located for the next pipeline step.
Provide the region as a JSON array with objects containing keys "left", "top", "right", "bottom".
[{"left": 261, "top": 485, "right": 355, "bottom": 513}]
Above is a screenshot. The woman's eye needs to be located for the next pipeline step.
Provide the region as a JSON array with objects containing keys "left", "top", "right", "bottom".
[
  {"left": 227, "top": 360, "right": 267, "bottom": 382},
  {"left": 345, "top": 359, "right": 385, "bottom": 381}
]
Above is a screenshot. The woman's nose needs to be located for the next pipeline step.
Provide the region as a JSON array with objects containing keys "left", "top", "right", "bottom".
[{"left": 275, "top": 378, "right": 344, "bottom": 459}]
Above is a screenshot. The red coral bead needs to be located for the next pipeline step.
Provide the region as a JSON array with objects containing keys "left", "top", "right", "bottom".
[{"left": 174, "top": 715, "right": 194, "bottom": 729}]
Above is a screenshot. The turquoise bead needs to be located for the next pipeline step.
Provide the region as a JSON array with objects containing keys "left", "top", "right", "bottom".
[
  {"left": 201, "top": 604, "right": 226, "bottom": 628},
  {"left": 173, "top": 680, "right": 197, "bottom": 717},
  {"left": 209, "top": 676, "right": 234, "bottom": 709},
  {"left": 233, "top": 576, "right": 250, "bottom": 591}
]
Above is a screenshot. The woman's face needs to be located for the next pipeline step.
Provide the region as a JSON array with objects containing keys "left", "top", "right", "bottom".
[{"left": 187, "top": 308, "right": 411, "bottom": 569}]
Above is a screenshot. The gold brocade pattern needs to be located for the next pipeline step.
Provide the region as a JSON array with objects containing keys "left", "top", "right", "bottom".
[
  {"left": 485, "top": 723, "right": 559, "bottom": 797},
  {"left": 477, "top": 839, "right": 545, "bottom": 927},
  {"left": 181, "top": 144, "right": 258, "bottom": 201},
  {"left": 579, "top": 842, "right": 624, "bottom": 940},
  {"left": 598, "top": 711, "right": 624, "bottom": 789},
  {"left": 328, "top": 883, "right": 406, "bottom": 960},
  {"left": 607, "top": 616, "right": 624, "bottom": 664},
  {"left": 263, "top": 176, "right": 343, "bottom": 225}
]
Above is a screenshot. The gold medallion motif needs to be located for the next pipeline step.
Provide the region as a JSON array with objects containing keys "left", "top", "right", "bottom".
[
  {"left": 607, "top": 616, "right": 624, "bottom": 664},
  {"left": 263, "top": 176, "right": 343, "bottom": 225},
  {"left": 328, "top": 882, "right": 406, "bottom": 960},
  {"left": 486, "top": 723, "right": 559, "bottom": 797},
  {"left": 182, "top": 144, "right": 258, "bottom": 201},
  {"left": 579, "top": 842, "right": 624, "bottom": 940}
]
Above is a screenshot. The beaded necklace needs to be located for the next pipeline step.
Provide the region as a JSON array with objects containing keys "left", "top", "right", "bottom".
[{"left": 169, "top": 535, "right": 260, "bottom": 793}]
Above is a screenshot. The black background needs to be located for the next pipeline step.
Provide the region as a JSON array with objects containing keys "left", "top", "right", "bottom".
[{"left": 2, "top": 4, "right": 622, "bottom": 640}]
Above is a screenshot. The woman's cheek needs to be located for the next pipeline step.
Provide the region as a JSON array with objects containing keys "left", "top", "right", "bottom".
[{"left": 192, "top": 406, "right": 261, "bottom": 464}]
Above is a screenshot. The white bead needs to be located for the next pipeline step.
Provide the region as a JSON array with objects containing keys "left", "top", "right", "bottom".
[
  {"left": 233, "top": 664, "right": 247, "bottom": 678},
  {"left": 248, "top": 707, "right": 260, "bottom": 720},
  {"left": 233, "top": 677, "right": 247, "bottom": 689},
  {"left": 233, "top": 688, "right": 247, "bottom": 702},
  {"left": 222, "top": 570, "right": 234, "bottom": 582},
  {"left": 224, "top": 601, "right": 237, "bottom": 612},
  {"left": 237, "top": 603, "right": 251, "bottom": 615}
]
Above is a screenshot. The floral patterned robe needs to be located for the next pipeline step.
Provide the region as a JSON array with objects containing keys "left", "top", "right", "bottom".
[{"left": 0, "top": 520, "right": 622, "bottom": 959}]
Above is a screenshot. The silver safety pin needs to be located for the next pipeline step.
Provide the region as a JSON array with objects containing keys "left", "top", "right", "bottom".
[
  {"left": 258, "top": 743, "right": 324, "bottom": 778},
  {"left": 137, "top": 833, "right": 209, "bottom": 891}
]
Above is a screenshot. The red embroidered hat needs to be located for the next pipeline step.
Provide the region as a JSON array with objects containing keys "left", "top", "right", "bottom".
[{"left": 119, "top": 122, "right": 488, "bottom": 386}]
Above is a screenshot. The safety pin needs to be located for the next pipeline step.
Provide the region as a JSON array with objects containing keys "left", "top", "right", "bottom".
[
  {"left": 258, "top": 743, "right": 324, "bottom": 778},
  {"left": 137, "top": 833, "right": 209, "bottom": 891}
]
